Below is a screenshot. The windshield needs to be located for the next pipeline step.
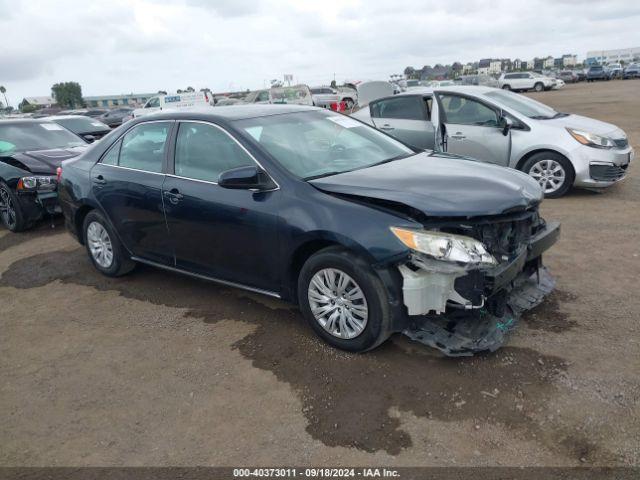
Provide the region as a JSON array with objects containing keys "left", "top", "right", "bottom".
[
  {"left": 235, "top": 110, "right": 414, "bottom": 180},
  {"left": 406, "top": 80, "right": 420, "bottom": 87},
  {"left": 0, "top": 122, "right": 86, "bottom": 153},
  {"left": 590, "top": 66, "right": 603, "bottom": 71},
  {"left": 485, "top": 90, "right": 560, "bottom": 119},
  {"left": 52, "top": 117, "right": 109, "bottom": 134}
]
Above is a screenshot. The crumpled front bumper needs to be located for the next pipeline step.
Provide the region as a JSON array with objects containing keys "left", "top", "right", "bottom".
[{"left": 400, "top": 222, "right": 560, "bottom": 356}]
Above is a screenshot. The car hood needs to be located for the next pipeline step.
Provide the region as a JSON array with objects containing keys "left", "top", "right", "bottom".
[
  {"left": 546, "top": 114, "right": 625, "bottom": 137},
  {"left": 309, "top": 152, "right": 543, "bottom": 217},
  {"left": 10, "top": 146, "right": 87, "bottom": 174}
]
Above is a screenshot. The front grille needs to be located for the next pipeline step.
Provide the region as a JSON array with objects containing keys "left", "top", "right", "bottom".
[
  {"left": 590, "top": 163, "right": 628, "bottom": 182},
  {"left": 613, "top": 138, "right": 628, "bottom": 149}
]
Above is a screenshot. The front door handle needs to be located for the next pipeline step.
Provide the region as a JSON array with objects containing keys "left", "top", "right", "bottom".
[
  {"left": 450, "top": 132, "right": 466, "bottom": 140},
  {"left": 92, "top": 174, "right": 107, "bottom": 185},
  {"left": 379, "top": 124, "right": 395, "bottom": 131},
  {"left": 164, "top": 189, "right": 184, "bottom": 205}
]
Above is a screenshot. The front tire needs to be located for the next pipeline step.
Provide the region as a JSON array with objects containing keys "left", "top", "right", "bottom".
[
  {"left": 522, "top": 152, "right": 575, "bottom": 198},
  {"left": 534, "top": 82, "right": 544, "bottom": 92},
  {"left": 0, "top": 182, "right": 29, "bottom": 232},
  {"left": 83, "top": 210, "right": 135, "bottom": 277},
  {"left": 502, "top": 84, "right": 511, "bottom": 90},
  {"left": 297, "top": 246, "right": 392, "bottom": 352}
]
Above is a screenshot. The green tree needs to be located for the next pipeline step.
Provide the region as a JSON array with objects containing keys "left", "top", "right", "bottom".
[
  {"left": 0, "top": 85, "right": 8, "bottom": 108},
  {"left": 51, "top": 82, "right": 83, "bottom": 108},
  {"left": 21, "top": 103, "right": 38, "bottom": 113}
]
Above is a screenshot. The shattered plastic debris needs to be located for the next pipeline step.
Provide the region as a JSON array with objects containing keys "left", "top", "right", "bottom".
[{"left": 403, "top": 267, "right": 555, "bottom": 357}]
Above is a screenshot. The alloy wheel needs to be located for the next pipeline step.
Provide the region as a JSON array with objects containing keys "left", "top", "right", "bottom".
[
  {"left": 0, "top": 187, "right": 17, "bottom": 229},
  {"left": 307, "top": 268, "right": 368, "bottom": 339},
  {"left": 87, "top": 221, "right": 114, "bottom": 268},
  {"left": 529, "top": 159, "right": 566, "bottom": 194}
]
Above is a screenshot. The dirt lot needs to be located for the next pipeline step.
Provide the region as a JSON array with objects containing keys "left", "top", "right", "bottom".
[{"left": 1, "top": 80, "right": 638, "bottom": 467}]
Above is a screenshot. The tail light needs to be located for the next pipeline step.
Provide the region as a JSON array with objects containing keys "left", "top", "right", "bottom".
[
  {"left": 330, "top": 101, "right": 347, "bottom": 112},
  {"left": 56, "top": 167, "right": 63, "bottom": 183}
]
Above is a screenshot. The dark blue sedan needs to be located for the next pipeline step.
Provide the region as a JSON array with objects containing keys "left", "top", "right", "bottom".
[{"left": 58, "top": 105, "right": 559, "bottom": 356}]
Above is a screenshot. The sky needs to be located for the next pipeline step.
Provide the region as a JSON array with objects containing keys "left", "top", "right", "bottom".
[{"left": 2, "top": 0, "right": 639, "bottom": 106}]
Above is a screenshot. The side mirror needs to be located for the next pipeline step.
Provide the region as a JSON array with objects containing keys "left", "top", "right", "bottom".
[
  {"left": 218, "top": 165, "right": 276, "bottom": 191},
  {"left": 84, "top": 134, "right": 96, "bottom": 143},
  {"left": 499, "top": 116, "right": 514, "bottom": 136}
]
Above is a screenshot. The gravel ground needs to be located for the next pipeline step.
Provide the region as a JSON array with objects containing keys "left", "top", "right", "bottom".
[{"left": 0, "top": 80, "right": 638, "bottom": 467}]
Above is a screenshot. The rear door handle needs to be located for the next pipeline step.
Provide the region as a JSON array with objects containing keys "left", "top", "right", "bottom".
[
  {"left": 450, "top": 132, "right": 466, "bottom": 140},
  {"left": 92, "top": 174, "right": 107, "bottom": 185},
  {"left": 163, "top": 189, "right": 184, "bottom": 204}
]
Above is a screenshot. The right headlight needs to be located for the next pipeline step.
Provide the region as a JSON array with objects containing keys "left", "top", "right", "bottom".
[{"left": 390, "top": 227, "right": 497, "bottom": 266}]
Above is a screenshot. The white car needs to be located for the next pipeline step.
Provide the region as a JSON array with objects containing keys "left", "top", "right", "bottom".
[
  {"left": 552, "top": 79, "right": 565, "bottom": 90},
  {"left": 132, "top": 91, "right": 214, "bottom": 119},
  {"left": 352, "top": 86, "right": 633, "bottom": 197},
  {"left": 498, "top": 72, "right": 556, "bottom": 92},
  {"left": 310, "top": 87, "right": 357, "bottom": 109}
]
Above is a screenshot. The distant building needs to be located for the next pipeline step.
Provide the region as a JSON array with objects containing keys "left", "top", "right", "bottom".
[
  {"left": 83, "top": 93, "right": 157, "bottom": 108},
  {"left": 19, "top": 96, "right": 57, "bottom": 110},
  {"left": 477, "top": 58, "right": 502, "bottom": 75},
  {"left": 513, "top": 59, "right": 522, "bottom": 70},
  {"left": 586, "top": 47, "right": 640, "bottom": 65},
  {"left": 562, "top": 54, "right": 578, "bottom": 67},
  {"left": 554, "top": 58, "right": 564, "bottom": 68},
  {"left": 543, "top": 56, "right": 555, "bottom": 68},
  {"left": 462, "top": 63, "right": 475, "bottom": 74}
]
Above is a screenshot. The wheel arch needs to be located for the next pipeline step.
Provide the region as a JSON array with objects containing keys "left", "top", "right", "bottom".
[
  {"left": 515, "top": 148, "right": 574, "bottom": 175},
  {"left": 284, "top": 234, "right": 379, "bottom": 303},
  {"left": 74, "top": 204, "right": 95, "bottom": 245}
]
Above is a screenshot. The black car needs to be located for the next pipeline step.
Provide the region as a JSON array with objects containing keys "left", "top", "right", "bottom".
[
  {"left": 99, "top": 108, "right": 133, "bottom": 128},
  {"left": 48, "top": 115, "right": 111, "bottom": 143},
  {"left": 58, "top": 106, "right": 559, "bottom": 356},
  {"left": 0, "top": 119, "right": 87, "bottom": 231},
  {"left": 586, "top": 65, "right": 609, "bottom": 81}
]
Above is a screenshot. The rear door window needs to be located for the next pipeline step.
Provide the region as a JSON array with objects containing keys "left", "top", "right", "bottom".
[
  {"left": 370, "top": 96, "right": 426, "bottom": 120},
  {"left": 118, "top": 122, "right": 171, "bottom": 173}
]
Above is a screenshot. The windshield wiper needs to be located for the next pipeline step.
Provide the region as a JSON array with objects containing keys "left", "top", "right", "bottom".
[
  {"left": 370, "top": 153, "right": 413, "bottom": 167},
  {"left": 303, "top": 153, "right": 413, "bottom": 181},
  {"left": 304, "top": 171, "right": 347, "bottom": 181}
]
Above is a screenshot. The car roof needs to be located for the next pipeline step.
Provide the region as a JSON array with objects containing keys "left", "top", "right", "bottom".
[
  {"left": 134, "top": 104, "right": 318, "bottom": 123},
  {"left": 0, "top": 118, "right": 56, "bottom": 125},
  {"left": 397, "top": 85, "right": 497, "bottom": 96},
  {"left": 47, "top": 115, "right": 97, "bottom": 121}
]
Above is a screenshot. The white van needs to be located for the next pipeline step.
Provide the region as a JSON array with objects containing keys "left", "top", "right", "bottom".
[{"left": 132, "top": 91, "right": 213, "bottom": 118}]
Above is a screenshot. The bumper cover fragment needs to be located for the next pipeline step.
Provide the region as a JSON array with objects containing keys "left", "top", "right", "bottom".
[{"left": 403, "top": 267, "right": 555, "bottom": 357}]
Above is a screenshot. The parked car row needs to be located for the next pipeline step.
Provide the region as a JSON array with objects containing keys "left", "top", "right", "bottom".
[{"left": 0, "top": 84, "right": 634, "bottom": 356}]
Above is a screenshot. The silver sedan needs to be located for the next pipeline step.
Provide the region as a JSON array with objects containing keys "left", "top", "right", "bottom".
[{"left": 352, "top": 86, "right": 634, "bottom": 197}]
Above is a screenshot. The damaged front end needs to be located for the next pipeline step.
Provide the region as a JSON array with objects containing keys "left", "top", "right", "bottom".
[{"left": 395, "top": 209, "right": 560, "bottom": 356}]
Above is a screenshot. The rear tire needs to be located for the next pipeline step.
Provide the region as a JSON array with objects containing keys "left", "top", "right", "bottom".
[
  {"left": 297, "top": 246, "right": 392, "bottom": 352},
  {"left": 0, "top": 181, "right": 29, "bottom": 232},
  {"left": 83, "top": 210, "right": 135, "bottom": 277},
  {"left": 522, "top": 152, "right": 575, "bottom": 198}
]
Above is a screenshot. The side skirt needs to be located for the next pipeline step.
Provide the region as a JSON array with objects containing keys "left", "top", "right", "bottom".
[{"left": 130, "top": 256, "right": 282, "bottom": 299}]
